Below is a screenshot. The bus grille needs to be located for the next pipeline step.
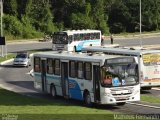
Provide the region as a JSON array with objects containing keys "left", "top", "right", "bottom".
[{"left": 110, "top": 87, "right": 133, "bottom": 96}]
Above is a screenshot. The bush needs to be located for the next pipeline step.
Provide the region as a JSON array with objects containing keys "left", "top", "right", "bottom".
[
  {"left": 3, "top": 15, "right": 43, "bottom": 39},
  {"left": 3, "top": 15, "right": 23, "bottom": 37},
  {"left": 21, "top": 16, "right": 42, "bottom": 38}
]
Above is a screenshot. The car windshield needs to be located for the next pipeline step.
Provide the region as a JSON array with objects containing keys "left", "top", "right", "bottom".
[{"left": 16, "top": 53, "right": 27, "bottom": 58}]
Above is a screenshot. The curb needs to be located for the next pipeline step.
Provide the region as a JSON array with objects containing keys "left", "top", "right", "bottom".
[{"left": 0, "top": 59, "right": 13, "bottom": 65}]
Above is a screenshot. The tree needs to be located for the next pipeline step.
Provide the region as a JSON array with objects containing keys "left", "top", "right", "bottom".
[
  {"left": 124, "top": 0, "right": 139, "bottom": 32},
  {"left": 69, "top": 2, "right": 96, "bottom": 29},
  {"left": 91, "top": 0, "right": 109, "bottom": 34},
  {"left": 17, "top": 0, "right": 32, "bottom": 19},
  {"left": 107, "top": 0, "right": 131, "bottom": 33},
  {"left": 29, "top": 0, "right": 56, "bottom": 33},
  {"left": 3, "top": 0, "right": 17, "bottom": 16}
]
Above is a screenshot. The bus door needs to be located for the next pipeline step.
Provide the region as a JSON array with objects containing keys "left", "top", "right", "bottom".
[
  {"left": 93, "top": 65, "right": 101, "bottom": 103},
  {"left": 41, "top": 59, "right": 47, "bottom": 92},
  {"left": 61, "top": 62, "right": 69, "bottom": 98}
]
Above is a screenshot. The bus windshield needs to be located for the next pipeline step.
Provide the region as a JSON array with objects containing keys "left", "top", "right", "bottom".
[
  {"left": 101, "top": 63, "right": 138, "bottom": 87},
  {"left": 52, "top": 33, "right": 68, "bottom": 44},
  {"left": 142, "top": 53, "right": 160, "bottom": 66}
]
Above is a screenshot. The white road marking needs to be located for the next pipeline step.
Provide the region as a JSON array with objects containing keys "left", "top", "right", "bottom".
[
  {"left": 152, "top": 88, "right": 160, "bottom": 91},
  {"left": 127, "top": 102, "right": 160, "bottom": 109}
]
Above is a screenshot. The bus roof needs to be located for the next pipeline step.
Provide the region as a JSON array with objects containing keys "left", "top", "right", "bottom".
[
  {"left": 33, "top": 51, "right": 135, "bottom": 63},
  {"left": 81, "top": 46, "right": 160, "bottom": 56},
  {"left": 54, "top": 29, "right": 101, "bottom": 36}
]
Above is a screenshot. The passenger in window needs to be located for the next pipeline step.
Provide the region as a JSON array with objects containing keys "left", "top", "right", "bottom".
[{"left": 103, "top": 75, "right": 112, "bottom": 85}]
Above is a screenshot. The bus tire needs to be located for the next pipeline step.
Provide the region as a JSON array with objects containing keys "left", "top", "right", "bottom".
[
  {"left": 74, "top": 46, "right": 77, "bottom": 52},
  {"left": 50, "top": 85, "right": 56, "bottom": 98},
  {"left": 116, "top": 102, "right": 126, "bottom": 106},
  {"left": 84, "top": 91, "right": 92, "bottom": 107}
]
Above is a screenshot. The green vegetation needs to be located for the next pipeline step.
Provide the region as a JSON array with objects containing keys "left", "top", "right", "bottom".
[
  {"left": 3, "top": 0, "right": 160, "bottom": 40},
  {"left": 0, "top": 88, "right": 115, "bottom": 120},
  {"left": 141, "top": 95, "right": 160, "bottom": 104},
  {"left": 0, "top": 53, "right": 15, "bottom": 63}
]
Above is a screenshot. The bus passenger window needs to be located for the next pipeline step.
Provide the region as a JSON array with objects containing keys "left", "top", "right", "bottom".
[
  {"left": 69, "top": 61, "right": 76, "bottom": 78},
  {"left": 68, "top": 35, "right": 72, "bottom": 43},
  {"left": 84, "top": 62, "right": 92, "bottom": 80},
  {"left": 55, "top": 59, "right": 60, "bottom": 75},
  {"left": 47, "top": 58, "right": 54, "bottom": 74},
  {"left": 34, "top": 57, "right": 40, "bottom": 72},
  {"left": 77, "top": 62, "right": 83, "bottom": 79}
]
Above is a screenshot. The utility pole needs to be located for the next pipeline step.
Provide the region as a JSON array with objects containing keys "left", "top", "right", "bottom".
[
  {"left": 140, "top": 0, "right": 142, "bottom": 47},
  {"left": 0, "top": 0, "right": 3, "bottom": 56}
]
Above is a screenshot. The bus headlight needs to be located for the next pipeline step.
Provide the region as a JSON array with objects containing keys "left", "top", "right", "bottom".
[
  {"left": 52, "top": 44, "right": 56, "bottom": 50},
  {"left": 133, "top": 89, "right": 140, "bottom": 95},
  {"left": 104, "top": 89, "right": 111, "bottom": 96},
  {"left": 64, "top": 45, "right": 68, "bottom": 50}
]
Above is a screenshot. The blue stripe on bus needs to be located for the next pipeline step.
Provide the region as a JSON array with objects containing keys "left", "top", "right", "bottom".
[
  {"left": 68, "top": 79, "right": 83, "bottom": 100},
  {"left": 46, "top": 75, "right": 61, "bottom": 81},
  {"left": 34, "top": 73, "right": 61, "bottom": 81},
  {"left": 76, "top": 39, "right": 100, "bottom": 51}
]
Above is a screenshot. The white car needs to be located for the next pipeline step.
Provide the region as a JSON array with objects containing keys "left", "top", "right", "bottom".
[{"left": 13, "top": 52, "right": 30, "bottom": 67}]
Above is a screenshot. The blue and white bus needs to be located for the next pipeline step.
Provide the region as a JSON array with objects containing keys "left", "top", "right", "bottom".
[
  {"left": 52, "top": 30, "right": 101, "bottom": 52},
  {"left": 32, "top": 51, "right": 140, "bottom": 106},
  {"left": 82, "top": 46, "right": 160, "bottom": 90}
]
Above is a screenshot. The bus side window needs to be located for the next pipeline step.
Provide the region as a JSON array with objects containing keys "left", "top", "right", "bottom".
[
  {"left": 84, "top": 62, "right": 92, "bottom": 80},
  {"left": 86, "top": 33, "right": 90, "bottom": 40},
  {"left": 34, "top": 57, "right": 41, "bottom": 72},
  {"left": 68, "top": 35, "right": 73, "bottom": 43},
  {"left": 47, "top": 58, "right": 54, "bottom": 74},
  {"left": 80, "top": 34, "right": 83, "bottom": 41},
  {"left": 77, "top": 62, "right": 83, "bottom": 79},
  {"left": 69, "top": 61, "right": 77, "bottom": 78},
  {"left": 84, "top": 34, "right": 87, "bottom": 40},
  {"left": 73, "top": 34, "right": 77, "bottom": 41},
  {"left": 55, "top": 59, "right": 60, "bottom": 75}
]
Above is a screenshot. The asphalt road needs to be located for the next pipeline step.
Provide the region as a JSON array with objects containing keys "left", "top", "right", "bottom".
[
  {"left": 105, "top": 36, "right": 160, "bottom": 46},
  {"left": 6, "top": 41, "right": 52, "bottom": 53},
  {"left": 0, "top": 61, "right": 159, "bottom": 114},
  {"left": 3, "top": 35, "right": 160, "bottom": 53}
]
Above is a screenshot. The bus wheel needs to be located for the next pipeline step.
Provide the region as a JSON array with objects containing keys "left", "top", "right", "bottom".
[
  {"left": 50, "top": 85, "right": 56, "bottom": 98},
  {"left": 116, "top": 102, "right": 126, "bottom": 106},
  {"left": 84, "top": 92, "right": 92, "bottom": 107}
]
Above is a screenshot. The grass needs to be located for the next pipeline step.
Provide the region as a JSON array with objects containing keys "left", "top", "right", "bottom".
[
  {"left": 0, "top": 88, "right": 117, "bottom": 120},
  {"left": 0, "top": 53, "right": 15, "bottom": 63},
  {"left": 141, "top": 95, "right": 160, "bottom": 104}
]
